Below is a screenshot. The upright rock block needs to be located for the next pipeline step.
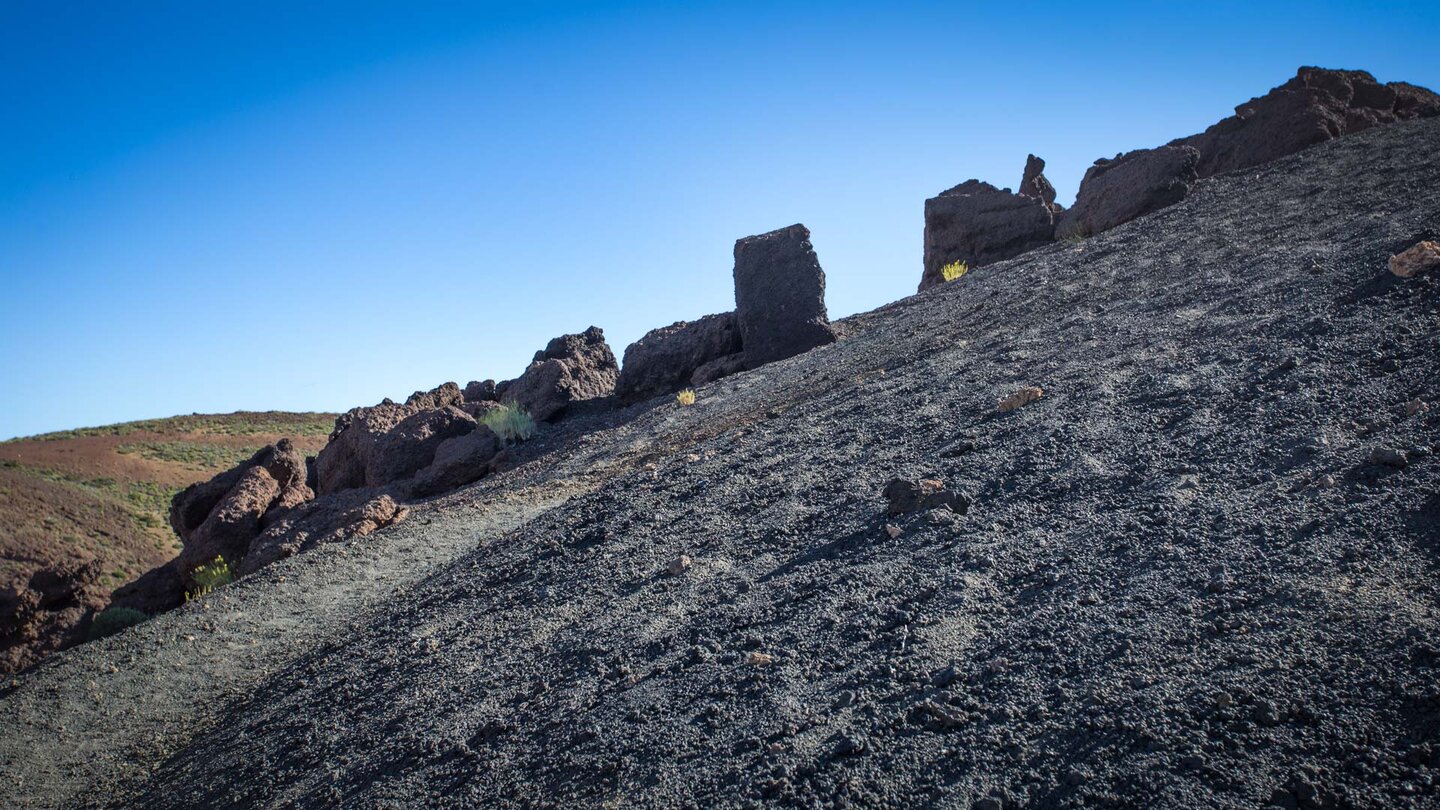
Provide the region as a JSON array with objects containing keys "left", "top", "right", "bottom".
[{"left": 732, "top": 224, "right": 836, "bottom": 367}]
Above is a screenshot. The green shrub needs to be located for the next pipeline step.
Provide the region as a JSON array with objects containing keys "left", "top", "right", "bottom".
[
  {"left": 481, "top": 404, "right": 536, "bottom": 445},
  {"left": 186, "top": 555, "right": 235, "bottom": 601},
  {"left": 88, "top": 607, "right": 149, "bottom": 641}
]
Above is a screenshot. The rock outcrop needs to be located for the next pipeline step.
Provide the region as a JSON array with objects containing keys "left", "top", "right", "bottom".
[
  {"left": 502, "top": 327, "right": 619, "bottom": 421},
  {"left": 918, "top": 67, "right": 1440, "bottom": 292},
  {"left": 169, "top": 439, "right": 313, "bottom": 573},
  {"left": 1171, "top": 67, "right": 1440, "bottom": 179},
  {"left": 732, "top": 224, "right": 836, "bottom": 366},
  {"left": 920, "top": 180, "right": 1058, "bottom": 291},
  {"left": 364, "top": 406, "right": 477, "bottom": 489},
  {"left": 314, "top": 385, "right": 479, "bottom": 496},
  {"left": 404, "top": 382, "right": 464, "bottom": 411},
  {"left": 409, "top": 427, "right": 503, "bottom": 498},
  {"left": 1056, "top": 145, "right": 1200, "bottom": 239},
  {"left": 615, "top": 313, "right": 743, "bottom": 402},
  {"left": 1019, "top": 154, "right": 1061, "bottom": 212}
]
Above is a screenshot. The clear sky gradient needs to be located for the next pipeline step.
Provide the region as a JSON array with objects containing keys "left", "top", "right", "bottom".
[{"left": 2, "top": 1, "right": 1436, "bottom": 439}]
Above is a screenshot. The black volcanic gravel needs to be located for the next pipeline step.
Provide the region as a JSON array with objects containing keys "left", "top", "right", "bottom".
[{"left": 4, "top": 117, "right": 1440, "bottom": 810}]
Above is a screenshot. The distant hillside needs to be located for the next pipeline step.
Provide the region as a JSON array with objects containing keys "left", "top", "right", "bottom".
[{"left": 0, "top": 412, "right": 334, "bottom": 672}]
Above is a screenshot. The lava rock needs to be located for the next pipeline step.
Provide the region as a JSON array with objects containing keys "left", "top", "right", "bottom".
[
  {"left": 615, "top": 313, "right": 742, "bottom": 403},
  {"left": 732, "top": 224, "right": 837, "bottom": 367},
  {"left": 241, "top": 489, "right": 404, "bottom": 575},
  {"left": 169, "top": 440, "right": 314, "bottom": 573},
  {"left": 404, "top": 382, "right": 464, "bottom": 411},
  {"left": 409, "top": 426, "right": 503, "bottom": 498},
  {"left": 691, "top": 352, "right": 748, "bottom": 387},
  {"left": 1170, "top": 66, "right": 1440, "bottom": 179},
  {"left": 502, "top": 326, "right": 620, "bottom": 422},
  {"left": 365, "top": 406, "right": 478, "bottom": 489},
  {"left": 1019, "top": 153, "right": 1061, "bottom": 212},
  {"left": 1056, "top": 145, "right": 1200, "bottom": 238},
  {"left": 463, "top": 380, "right": 498, "bottom": 402},
  {"left": 920, "top": 179, "right": 1057, "bottom": 291}
]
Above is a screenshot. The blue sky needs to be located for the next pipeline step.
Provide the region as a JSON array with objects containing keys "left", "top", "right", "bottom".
[{"left": 2, "top": 1, "right": 1436, "bottom": 439}]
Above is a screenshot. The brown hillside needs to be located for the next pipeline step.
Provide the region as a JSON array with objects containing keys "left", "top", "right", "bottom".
[{"left": 0, "top": 412, "right": 334, "bottom": 672}]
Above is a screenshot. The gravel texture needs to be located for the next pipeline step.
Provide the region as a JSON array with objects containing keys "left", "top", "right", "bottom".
[{"left": 3, "top": 117, "right": 1439, "bottom": 809}]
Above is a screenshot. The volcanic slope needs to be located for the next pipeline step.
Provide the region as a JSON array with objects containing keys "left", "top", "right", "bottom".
[{"left": 5, "top": 117, "right": 1440, "bottom": 809}]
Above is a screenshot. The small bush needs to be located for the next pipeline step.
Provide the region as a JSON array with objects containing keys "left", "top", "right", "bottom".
[
  {"left": 88, "top": 607, "right": 149, "bottom": 641},
  {"left": 941, "top": 260, "right": 969, "bottom": 282},
  {"left": 186, "top": 555, "right": 235, "bottom": 601},
  {"left": 482, "top": 404, "right": 536, "bottom": 445},
  {"left": 676, "top": 389, "right": 696, "bottom": 407}
]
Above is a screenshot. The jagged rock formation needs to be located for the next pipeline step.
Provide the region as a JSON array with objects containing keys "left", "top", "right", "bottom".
[
  {"left": 615, "top": 313, "right": 743, "bottom": 403},
  {"left": 920, "top": 178, "right": 1058, "bottom": 291},
  {"left": 1171, "top": 66, "right": 1440, "bottom": 178},
  {"left": 920, "top": 66, "right": 1440, "bottom": 290},
  {"left": 169, "top": 439, "right": 312, "bottom": 573},
  {"left": 1056, "top": 145, "right": 1200, "bottom": 239},
  {"left": 1018, "top": 153, "right": 1060, "bottom": 211},
  {"left": 501, "top": 326, "right": 619, "bottom": 421},
  {"left": 733, "top": 224, "right": 837, "bottom": 366},
  {"left": 463, "top": 379, "right": 497, "bottom": 402}
]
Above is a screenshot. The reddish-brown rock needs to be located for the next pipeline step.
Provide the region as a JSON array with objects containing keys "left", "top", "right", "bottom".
[
  {"left": 0, "top": 559, "right": 104, "bottom": 673},
  {"left": 1170, "top": 67, "right": 1440, "bottom": 178},
  {"left": 169, "top": 440, "right": 314, "bottom": 573},
  {"left": 502, "top": 326, "right": 619, "bottom": 421},
  {"left": 409, "top": 426, "right": 503, "bottom": 497},
  {"left": 616, "top": 313, "right": 743, "bottom": 403}
]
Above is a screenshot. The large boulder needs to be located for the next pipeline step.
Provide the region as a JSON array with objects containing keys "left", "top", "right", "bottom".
[
  {"left": 240, "top": 489, "right": 405, "bottom": 575},
  {"left": 920, "top": 180, "right": 1057, "bottom": 291},
  {"left": 409, "top": 427, "right": 503, "bottom": 497},
  {"left": 732, "top": 224, "right": 837, "bottom": 366},
  {"left": 1055, "top": 145, "right": 1200, "bottom": 239},
  {"left": 169, "top": 440, "right": 314, "bottom": 573},
  {"left": 502, "top": 326, "right": 619, "bottom": 421},
  {"left": 314, "top": 400, "right": 418, "bottom": 495},
  {"left": 313, "top": 385, "right": 479, "bottom": 496},
  {"left": 616, "top": 313, "right": 743, "bottom": 402},
  {"left": 363, "top": 406, "right": 478, "bottom": 488},
  {"left": 1170, "top": 67, "right": 1440, "bottom": 179}
]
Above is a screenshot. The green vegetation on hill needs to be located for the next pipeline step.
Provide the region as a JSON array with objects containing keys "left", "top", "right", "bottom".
[
  {"left": 11, "top": 411, "right": 336, "bottom": 443},
  {"left": 116, "top": 441, "right": 262, "bottom": 471}
]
